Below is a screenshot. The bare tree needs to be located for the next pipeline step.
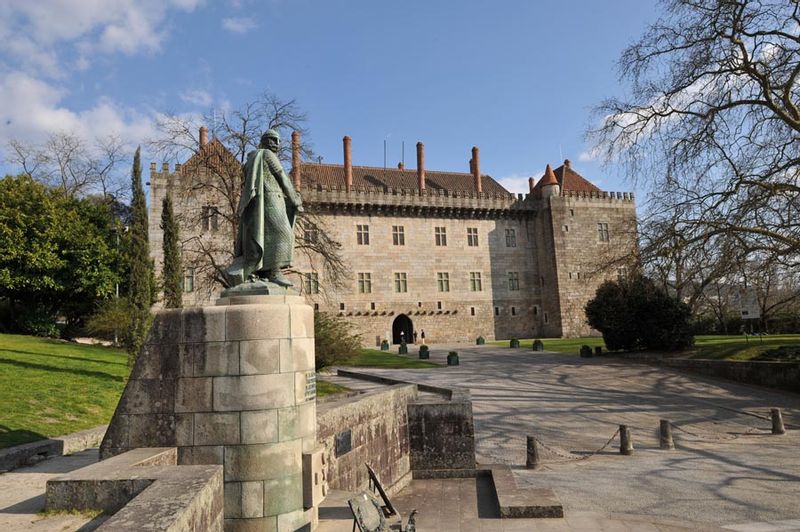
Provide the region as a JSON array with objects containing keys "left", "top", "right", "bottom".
[
  {"left": 591, "top": 0, "right": 800, "bottom": 266},
  {"left": 7, "top": 132, "right": 129, "bottom": 200},
  {"left": 148, "top": 91, "right": 346, "bottom": 297}
]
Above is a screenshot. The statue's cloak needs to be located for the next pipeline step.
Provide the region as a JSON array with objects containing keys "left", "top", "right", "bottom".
[{"left": 224, "top": 149, "right": 296, "bottom": 286}]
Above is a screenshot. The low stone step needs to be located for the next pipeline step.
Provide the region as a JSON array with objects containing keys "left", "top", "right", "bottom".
[{"left": 489, "top": 466, "right": 564, "bottom": 518}]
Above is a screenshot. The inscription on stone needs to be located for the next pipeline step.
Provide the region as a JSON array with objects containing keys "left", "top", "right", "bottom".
[
  {"left": 335, "top": 430, "right": 352, "bottom": 457},
  {"left": 305, "top": 372, "right": 317, "bottom": 401}
]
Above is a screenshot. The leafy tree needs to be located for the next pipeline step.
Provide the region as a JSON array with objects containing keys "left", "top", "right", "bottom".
[
  {"left": 585, "top": 275, "right": 693, "bottom": 352},
  {"left": 313, "top": 312, "right": 360, "bottom": 370},
  {"left": 127, "top": 147, "right": 154, "bottom": 365},
  {"left": 592, "top": 0, "right": 800, "bottom": 266},
  {"left": 160, "top": 195, "right": 183, "bottom": 308},
  {"left": 0, "top": 175, "right": 118, "bottom": 336}
]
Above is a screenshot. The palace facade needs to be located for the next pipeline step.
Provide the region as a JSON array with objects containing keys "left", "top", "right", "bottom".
[{"left": 148, "top": 129, "right": 637, "bottom": 344}]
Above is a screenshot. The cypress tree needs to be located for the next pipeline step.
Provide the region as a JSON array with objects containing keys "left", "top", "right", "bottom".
[
  {"left": 161, "top": 194, "right": 183, "bottom": 308},
  {"left": 127, "top": 146, "right": 154, "bottom": 366}
]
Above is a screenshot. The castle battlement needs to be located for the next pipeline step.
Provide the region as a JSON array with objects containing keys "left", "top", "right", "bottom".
[
  {"left": 559, "top": 189, "right": 635, "bottom": 203},
  {"left": 300, "top": 186, "right": 535, "bottom": 219}
]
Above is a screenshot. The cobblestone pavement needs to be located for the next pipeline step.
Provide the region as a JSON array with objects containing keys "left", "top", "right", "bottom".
[{"left": 352, "top": 344, "right": 800, "bottom": 531}]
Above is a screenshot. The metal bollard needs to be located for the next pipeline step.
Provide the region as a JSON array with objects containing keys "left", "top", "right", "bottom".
[
  {"left": 771, "top": 408, "right": 786, "bottom": 435},
  {"left": 619, "top": 425, "right": 633, "bottom": 455},
  {"left": 659, "top": 419, "right": 675, "bottom": 450},
  {"left": 526, "top": 436, "right": 540, "bottom": 469}
]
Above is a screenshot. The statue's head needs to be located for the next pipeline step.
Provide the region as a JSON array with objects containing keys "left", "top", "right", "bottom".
[{"left": 260, "top": 129, "right": 280, "bottom": 152}]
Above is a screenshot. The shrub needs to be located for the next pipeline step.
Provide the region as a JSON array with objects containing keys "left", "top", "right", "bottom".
[
  {"left": 314, "top": 312, "right": 361, "bottom": 370},
  {"left": 585, "top": 275, "right": 694, "bottom": 352},
  {"left": 85, "top": 298, "right": 132, "bottom": 345}
]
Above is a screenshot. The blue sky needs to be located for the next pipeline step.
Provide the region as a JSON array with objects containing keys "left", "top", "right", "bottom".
[{"left": 0, "top": 0, "right": 659, "bottom": 196}]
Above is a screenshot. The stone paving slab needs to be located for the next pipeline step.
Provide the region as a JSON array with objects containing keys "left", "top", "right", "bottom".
[{"left": 355, "top": 344, "right": 800, "bottom": 530}]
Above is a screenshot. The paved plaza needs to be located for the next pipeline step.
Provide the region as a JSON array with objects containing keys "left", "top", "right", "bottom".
[{"left": 347, "top": 344, "right": 800, "bottom": 531}]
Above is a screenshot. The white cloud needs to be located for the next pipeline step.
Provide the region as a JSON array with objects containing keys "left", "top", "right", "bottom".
[
  {"left": 222, "top": 17, "right": 258, "bottom": 34},
  {"left": 579, "top": 148, "right": 601, "bottom": 162},
  {"left": 180, "top": 89, "right": 214, "bottom": 107},
  {"left": 497, "top": 173, "right": 533, "bottom": 195},
  {"left": 0, "top": 72, "right": 158, "bottom": 160},
  {"left": 0, "top": 0, "right": 202, "bottom": 76}
]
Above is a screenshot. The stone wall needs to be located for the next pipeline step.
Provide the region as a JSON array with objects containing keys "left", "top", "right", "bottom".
[
  {"left": 100, "top": 295, "right": 317, "bottom": 532},
  {"left": 407, "top": 398, "right": 476, "bottom": 474},
  {"left": 652, "top": 357, "right": 800, "bottom": 392},
  {"left": 316, "top": 384, "right": 418, "bottom": 494}
]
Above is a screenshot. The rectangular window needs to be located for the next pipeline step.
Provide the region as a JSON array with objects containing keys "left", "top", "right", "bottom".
[
  {"left": 469, "top": 272, "right": 482, "bottom": 292},
  {"left": 370, "top": 302, "right": 376, "bottom": 310},
  {"left": 533, "top": 306, "right": 539, "bottom": 316},
  {"left": 434, "top": 226, "right": 447, "bottom": 246},
  {"left": 392, "top": 225, "right": 405, "bottom": 246},
  {"left": 304, "top": 228, "right": 318, "bottom": 244},
  {"left": 394, "top": 272, "right": 408, "bottom": 293},
  {"left": 505, "top": 228, "right": 517, "bottom": 247},
  {"left": 201, "top": 206, "right": 219, "bottom": 232},
  {"left": 437, "top": 301, "right": 443, "bottom": 310},
  {"left": 467, "top": 227, "right": 479, "bottom": 247},
  {"left": 357, "top": 224, "right": 370, "bottom": 245},
  {"left": 511, "top": 306, "right": 517, "bottom": 316},
  {"left": 470, "top": 307, "right": 476, "bottom": 316},
  {"left": 597, "top": 222, "right": 610, "bottom": 242},
  {"left": 357, "top": 272, "right": 372, "bottom": 294},
  {"left": 302, "top": 272, "right": 319, "bottom": 294},
  {"left": 437, "top": 272, "right": 450, "bottom": 292},
  {"left": 340, "top": 302, "right": 345, "bottom": 310},
  {"left": 508, "top": 272, "right": 520, "bottom": 291},
  {"left": 183, "top": 268, "right": 195, "bottom": 293},
  {"left": 494, "top": 306, "right": 500, "bottom": 316}
]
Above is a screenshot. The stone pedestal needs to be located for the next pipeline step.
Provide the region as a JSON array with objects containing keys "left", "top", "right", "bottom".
[{"left": 100, "top": 294, "right": 317, "bottom": 532}]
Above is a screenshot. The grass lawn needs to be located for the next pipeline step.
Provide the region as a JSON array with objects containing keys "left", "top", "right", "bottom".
[
  {"left": 345, "top": 348, "right": 440, "bottom": 369},
  {"left": 316, "top": 379, "right": 350, "bottom": 398},
  {"left": 689, "top": 334, "right": 800, "bottom": 361},
  {"left": 490, "top": 337, "right": 605, "bottom": 355},
  {"left": 490, "top": 334, "right": 800, "bottom": 360},
  {"left": 0, "top": 333, "right": 128, "bottom": 449}
]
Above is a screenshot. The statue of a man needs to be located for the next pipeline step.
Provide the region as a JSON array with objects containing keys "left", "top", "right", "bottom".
[{"left": 224, "top": 129, "right": 302, "bottom": 289}]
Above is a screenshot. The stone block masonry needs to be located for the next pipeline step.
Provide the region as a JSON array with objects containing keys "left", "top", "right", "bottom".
[{"left": 100, "top": 294, "right": 316, "bottom": 532}]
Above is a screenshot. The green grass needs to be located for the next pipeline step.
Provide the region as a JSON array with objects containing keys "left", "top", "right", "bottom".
[
  {"left": 346, "top": 348, "right": 440, "bottom": 368},
  {"left": 0, "top": 333, "right": 128, "bottom": 449},
  {"left": 316, "top": 379, "right": 350, "bottom": 398},
  {"left": 688, "top": 334, "right": 800, "bottom": 361},
  {"left": 490, "top": 337, "right": 605, "bottom": 355},
  {"left": 490, "top": 334, "right": 800, "bottom": 361}
]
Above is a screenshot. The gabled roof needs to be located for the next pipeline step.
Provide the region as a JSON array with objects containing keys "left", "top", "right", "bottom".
[
  {"left": 178, "top": 138, "right": 241, "bottom": 175},
  {"left": 296, "top": 162, "right": 512, "bottom": 196},
  {"left": 531, "top": 160, "right": 601, "bottom": 197}
]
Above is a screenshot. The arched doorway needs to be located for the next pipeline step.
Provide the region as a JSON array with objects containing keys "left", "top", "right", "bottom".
[{"left": 392, "top": 314, "right": 413, "bottom": 344}]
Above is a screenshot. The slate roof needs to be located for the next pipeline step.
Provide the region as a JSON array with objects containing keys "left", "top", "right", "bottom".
[
  {"left": 531, "top": 161, "right": 601, "bottom": 197},
  {"left": 296, "top": 162, "right": 512, "bottom": 196}
]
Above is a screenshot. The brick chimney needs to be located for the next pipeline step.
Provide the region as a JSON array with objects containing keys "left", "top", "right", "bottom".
[
  {"left": 416, "top": 142, "right": 425, "bottom": 191},
  {"left": 343, "top": 135, "right": 353, "bottom": 192},
  {"left": 564, "top": 159, "right": 571, "bottom": 169},
  {"left": 291, "top": 131, "right": 301, "bottom": 189},
  {"left": 199, "top": 126, "right": 208, "bottom": 148},
  {"left": 528, "top": 177, "right": 535, "bottom": 193},
  {"left": 472, "top": 146, "right": 482, "bottom": 193}
]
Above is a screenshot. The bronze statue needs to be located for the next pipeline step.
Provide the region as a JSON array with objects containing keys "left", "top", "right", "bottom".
[{"left": 223, "top": 129, "right": 302, "bottom": 292}]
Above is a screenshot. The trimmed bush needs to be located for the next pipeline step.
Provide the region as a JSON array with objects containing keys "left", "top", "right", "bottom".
[
  {"left": 580, "top": 345, "right": 593, "bottom": 357},
  {"left": 476, "top": 336, "right": 486, "bottom": 345},
  {"left": 510, "top": 338, "right": 520, "bottom": 348},
  {"left": 419, "top": 345, "right": 430, "bottom": 360},
  {"left": 532, "top": 339, "right": 544, "bottom": 351},
  {"left": 380, "top": 339, "right": 389, "bottom": 351},
  {"left": 399, "top": 342, "right": 408, "bottom": 355},
  {"left": 585, "top": 275, "right": 694, "bottom": 352},
  {"left": 447, "top": 351, "right": 459, "bottom": 365}
]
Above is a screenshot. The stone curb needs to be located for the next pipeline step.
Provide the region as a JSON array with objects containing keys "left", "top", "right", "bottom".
[{"left": 0, "top": 424, "right": 107, "bottom": 473}]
